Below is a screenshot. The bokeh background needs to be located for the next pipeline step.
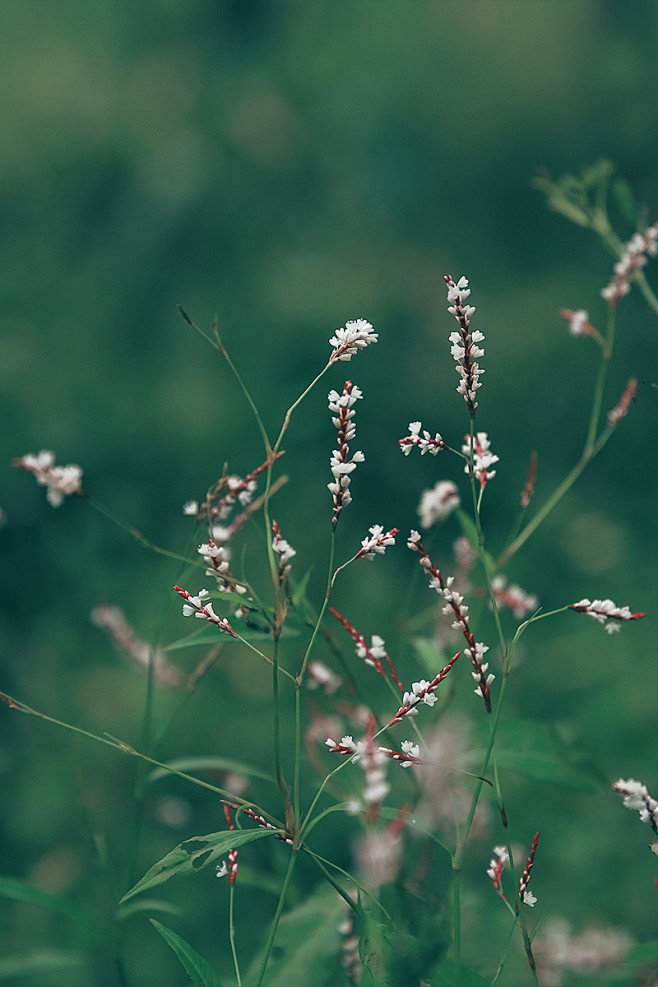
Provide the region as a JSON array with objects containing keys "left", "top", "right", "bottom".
[{"left": 1, "top": 1, "right": 658, "bottom": 984}]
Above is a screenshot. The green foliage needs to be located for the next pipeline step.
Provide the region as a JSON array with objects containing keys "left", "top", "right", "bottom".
[
  {"left": 150, "top": 920, "right": 227, "bottom": 987},
  {"left": 122, "top": 829, "right": 280, "bottom": 902}
]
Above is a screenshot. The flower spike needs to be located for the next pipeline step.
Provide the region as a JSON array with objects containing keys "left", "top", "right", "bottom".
[{"left": 445, "top": 274, "right": 485, "bottom": 413}]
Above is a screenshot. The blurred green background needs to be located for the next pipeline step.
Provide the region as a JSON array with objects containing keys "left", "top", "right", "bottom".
[{"left": 2, "top": 1, "right": 658, "bottom": 984}]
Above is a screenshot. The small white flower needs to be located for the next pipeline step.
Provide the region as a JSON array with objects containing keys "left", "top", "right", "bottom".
[
  {"left": 522, "top": 890, "right": 537, "bottom": 907},
  {"left": 418, "top": 480, "right": 460, "bottom": 528},
  {"left": 329, "top": 319, "right": 378, "bottom": 362},
  {"left": 14, "top": 450, "right": 83, "bottom": 507},
  {"left": 183, "top": 500, "right": 199, "bottom": 515}
]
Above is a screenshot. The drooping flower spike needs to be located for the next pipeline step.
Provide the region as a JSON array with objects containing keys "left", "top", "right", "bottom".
[
  {"left": 569, "top": 598, "right": 647, "bottom": 634},
  {"left": 330, "top": 607, "right": 404, "bottom": 689},
  {"left": 408, "top": 530, "right": 492, "bottom": 712},
  {"left": 445, "top": 274, "right": 486, "bottom": 413}
]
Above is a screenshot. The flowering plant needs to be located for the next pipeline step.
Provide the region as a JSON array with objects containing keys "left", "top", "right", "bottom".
[{"left": 5, "top": 164, "right": 656, "bottom": 986}]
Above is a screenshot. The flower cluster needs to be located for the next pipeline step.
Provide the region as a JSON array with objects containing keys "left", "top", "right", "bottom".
[
  {"left": 560, "top": 308, "right": 599, "bottom": 338},
  {"left": 306, "top": 661, "right": 341, "bottom": 694},
  {"left": 418, "top": 480, "right": 460, "bottom": 529},
  {"left": 325, "top": 718, "right": 390, "bottom": 818},
  {"left": 462, "top": 432, "right": 498, "bottom": 489},
  {"left": 487, "top": 835, "right": 539, "bottom": 909},
  {"left": 389, "top": 653, "right": 460, "bottom": 724},
  {"left": 399, "top": 421, "right": 446, "bottom": 456},
  {"left": 408, "top": 530, "right": 492, "bottom": 712},
  {"left": 329, "top": 318, "right": 378, "bottom": 363},
  {"left": 602, "top": 221, "right": 658, "bottom": 305},
  {"left": 518, "top": 832, "right": 539, "bottom": 908},
  {"left": 569, "top": 598, "right": 646, "bottom": 634},
  {"left": 607, "top": 377, "right": 637, "bottom": 426},
  {"left": 491, "top": 575, "right": 538, "bottom": 619},
  {"left": 486, "top": 845, "right": 509, "bottom": 893},
  {"left": 330, "top": 607, "right": 403, "bottom": 688},
  {"left": 173, "top": 586, "right": 237, "bottom": 637},
  {"left": 271, "top": 520, "right": 296, "bottom": 583},
  {"left": 91, "top": 604, "right": 181, "bottom": 687},
  {"left": 328, "top": 381, "right": 365, "bottom": 526},
  {"left": 215, "top": 804, "right": 239, "bottom": 885},
  {"left": 356, "top": 524, "right": 398, "bottom": 560},
  {"left": 14, "top": 450, "right": 83, "bottom": 507},
  {"left": 612, "top": 778, "right": 658, "bottom": 834},
  {"left": 446, "top": 274, "right": 485, "bottom": 412}
]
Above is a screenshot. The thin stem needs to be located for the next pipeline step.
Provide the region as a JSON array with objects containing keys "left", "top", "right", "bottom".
[
  {"left": 228, "top": 884, "right": 242, "bottom": 987},
  {"left": 254, "top": 849, "right": 298, "bottom": 987},
  {"left": 498, "top": 305, "right": 618, "bottom": 568},
  {"left": 0, "top": 693, "right": 284, "bottom": 827}
]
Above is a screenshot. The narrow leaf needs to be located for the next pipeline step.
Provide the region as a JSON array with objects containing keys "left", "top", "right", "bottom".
[
  {"left": 0, "top": 876, "right": 95, "bottom": 928},
  {"left": 150, "top": 920, "right": 225, "bottom": 987},
  {"left": 121, "top": 828, "right": 279, "bottom": 902},
  {"left": 0, "top": 951, "right": 84, "bottom": 979}
]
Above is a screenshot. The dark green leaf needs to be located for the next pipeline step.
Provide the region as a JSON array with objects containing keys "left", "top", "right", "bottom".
[
  {"left": 150, "top": 919, "right": 226, "bottom": 987},
  {"left": 121, "top": 828, "right": 280, "bottom": 902}
]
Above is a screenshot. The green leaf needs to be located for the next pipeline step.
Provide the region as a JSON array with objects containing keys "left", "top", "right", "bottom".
[
  {"left": 290, "top": 566, "right": 315, "bottom": 615},
  {"left": 165, "top": 623, "right": 302, "bottom": 651},
  {"left": 121, "top": 828, "right": 280, "bottom": 902},
  {"left": 473, "top": 717, "right": 600, "bottom": 791},
  {"left": 150, "top": 919, "right": 226, "bottom": 987},
  {"left": 0, "top": 951, "right": 84, "bottom": 979},
  {"left": 0, "top": 875, "right": 95, "bottom": 928},
  {"left": 118, "top": 897, "right": 183, "bottom": 921},
  {"left": 612, "top": 177, "right": 639, "bottom": 226},
  {"left": 248, "top": 886, "right": 344, "bottom": 987},
  {"left": 428, "top": 957, "right": 489, "bottom": 986},
  {"left": 147, "top": 756, "right": 274, "bottom": 786}
]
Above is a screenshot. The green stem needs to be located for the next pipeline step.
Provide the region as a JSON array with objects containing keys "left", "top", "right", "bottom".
[
  {"left": 498, "top": 304, "right": 617, "bottom": 568},
  {"left": 0, "top": 693, "right": 284, "bottom": 827},
  {"left": 228, "top": 884, "right": 242, "bottom": 987},
  {"left": 254, "top": 849, "right": 298, "bottom": 987}
]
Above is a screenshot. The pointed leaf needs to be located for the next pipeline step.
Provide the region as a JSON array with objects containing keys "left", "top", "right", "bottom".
[
  {"left": 121, "top": 828, "right": 280, "bottom": 902},
  {"left": 150, "top": 920, "right": 226, "bottom": 987}
]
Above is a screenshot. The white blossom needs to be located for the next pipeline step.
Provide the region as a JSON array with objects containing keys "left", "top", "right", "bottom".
[
  {"left": 570, "top": 598, "right": 646, "bottom": 634},
  {"left": 418, "top": 480, "right": 460, "bottom": 528},
  {"left": 399, "top": 421, "right": 446, "bottom": 456},
  {"left": 14, "top": 450, "right": 83, "bottom": 507},
  {"left": 357, "top": 524, "right": 397, "bottom": 560},
  {"left": 329, "top": 319, "right": 378, "bottom": 362}
]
